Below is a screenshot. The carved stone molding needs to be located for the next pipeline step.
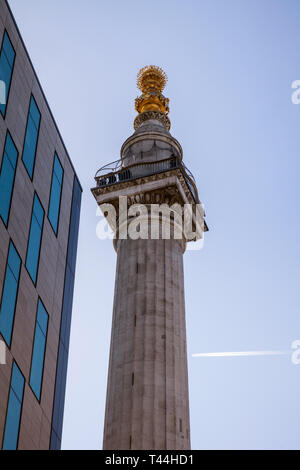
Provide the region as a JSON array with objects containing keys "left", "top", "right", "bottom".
[
  {"left": 92, "top": 168, "right": 197, "bottom": 206},
  {"left": 134, "top": 111, "right": 171, "bottom": 131},
  {"left": 125, "top": 186, "right": 182, "bottom": 208}
]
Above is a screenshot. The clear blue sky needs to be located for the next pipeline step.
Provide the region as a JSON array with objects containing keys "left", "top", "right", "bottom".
[{"left": 9, "top": 0, "right": 300, "bottom": 450}]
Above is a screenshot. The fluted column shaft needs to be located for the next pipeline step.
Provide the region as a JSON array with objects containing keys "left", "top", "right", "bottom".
[{"left": 103, "top": 237, "right": 190, "bottom": 450}]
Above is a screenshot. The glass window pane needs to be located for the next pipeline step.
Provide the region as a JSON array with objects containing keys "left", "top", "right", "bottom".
[
  {"left": 29, "top": 96, "right": 40, "bottom": 129},
  {"left": 33, "top": 195, "right": 44, "bottom": 227},
  {"left": 2, "top": 33, "right": 15, "bottom": 68},
  {"left": 0, "top": 133, "right": 18, "bottom": 226},
  {"left": 0, "top": 268, "right": 18, "bottom": 345},
  {"left": 0, "top": 157, "right": 14, "bottom": 225},
  {"left": 2, "top": 391, "right": 21, "bottom": 450},
  {"left": 26, "top": 219, "right": 41, "bottom": 283},
  {"left": 11, "top": 362, "right": 25, "bottom": 401},
  {"left": 5, "top": 133, "right": 18, "bottom": 167},
  {"left": 22, "top": 117, "right": 38, "bottom": 179},
  {"left": 26, "top": 195, "right": 44, "bottom": 284},
  {"left": 37, "top": 301, "right": 48, "bottom": 334},
  {"left": 53, "top": 155, "right": 63, "bottom": 182},
  {"left": 22, "top": 97, "right": 40, "bottom": 179},
  {"left": 30, "top": 326, "right": 45, "bottom": 400},
  {"left": 48, "top": 176, "right": 61, "bottom": 233},
  {"left": 48, "top": 155, "right": 63, "bottom": 234},
  {"left": 2, "top": 362, "right": 24, "bottom": 450},
  {"left": 0, "top": 243, "right": 21, "bottom": 346},
  {"left": 30, "top": 300, "right": 48, "bottom": 401},
  {"left": 8, "top": 241, "right": 21, "bottom": 280},
  {"left": 0, "top": 32, "right": 15, "bottom": 117}
]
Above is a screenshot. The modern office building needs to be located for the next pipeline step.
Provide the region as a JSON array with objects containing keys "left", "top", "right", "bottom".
[
  {"left": 92, "top": 66, "right": 207, "bottom": 449},
  {"left": 0, "top": 0, "right": 81, "bottom": 450}
]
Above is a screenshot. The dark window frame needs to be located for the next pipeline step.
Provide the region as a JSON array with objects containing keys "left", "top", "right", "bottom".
[
  {"left": 47, "top": 152, "right": 64, "bottom": 237},
  {"left": 0, "top": 130, "right": 19, "bottom": 228},
  {"left": 0, "top": 30, "right": 16, "bottom": 120},
  {"left": 28, "top": 297, "right": 49, "bottom": 403},
  {"left": 0, "top": 239, "right": 22, "bottom": 349},
  {"left": 25, "top": 191, "right": 45, "bottom": 287},
  {"left": 1, "top": 360, "right": 25, "bottom": 450},
  {"left": 21, "top": 94, "right": 41, "bottom": 182}
]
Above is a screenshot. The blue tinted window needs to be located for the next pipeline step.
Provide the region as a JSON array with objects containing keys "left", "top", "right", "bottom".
[
  {"left": 0, "top": 132, "right": 18, "bottom": 226},
  {"left": 0, "top": 32, "right": 15, "bottom": 117},
  {"left": 48, "top": 153, "right": 63, "bottom": 234},
  {"left": 26, "top": 194, "right": 44, "bottom": 284},
  {"left": 50, "top": 176, "right": 82, "bottom": 450},
  {"left": 30, "top": 300, "right": 48, "bottom": 401},
  {"left": 22, "top": 96, "right": 41, "bottom": 179},
  {"left": 0, "top": 242, "right": 21, "bottom": 346},
  {"left": 2, "top": 362, "right": 24, "bottom": 450}
]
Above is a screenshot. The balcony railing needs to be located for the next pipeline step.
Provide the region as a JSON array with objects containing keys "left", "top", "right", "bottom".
[{"left": 94, "top": 156, "right": 199, "bottom": 202}]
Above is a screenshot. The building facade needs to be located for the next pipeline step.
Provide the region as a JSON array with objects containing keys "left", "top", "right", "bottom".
[
  {"left": 92, "top": 66, "right": 207, "bottom": 449},
  {"left": 0, "top": 0, "right": 81, "bottom": 450}
]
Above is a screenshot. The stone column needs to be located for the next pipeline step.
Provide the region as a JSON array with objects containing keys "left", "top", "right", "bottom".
[
  {"left": 103, "top": 236, "right": 190, "bottom": 450},
  {"left": 92, "top": 66, "right": 207, "bottom": 451}
]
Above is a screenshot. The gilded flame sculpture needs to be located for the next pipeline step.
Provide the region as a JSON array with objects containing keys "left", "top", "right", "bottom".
[{"left": 134, "top": 65, "right": 171, "bottom": 130}]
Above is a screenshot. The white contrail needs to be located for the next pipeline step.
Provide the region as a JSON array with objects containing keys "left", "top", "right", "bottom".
[{"left": 192, "top": 350, "right": 290, "bottom": 358}]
